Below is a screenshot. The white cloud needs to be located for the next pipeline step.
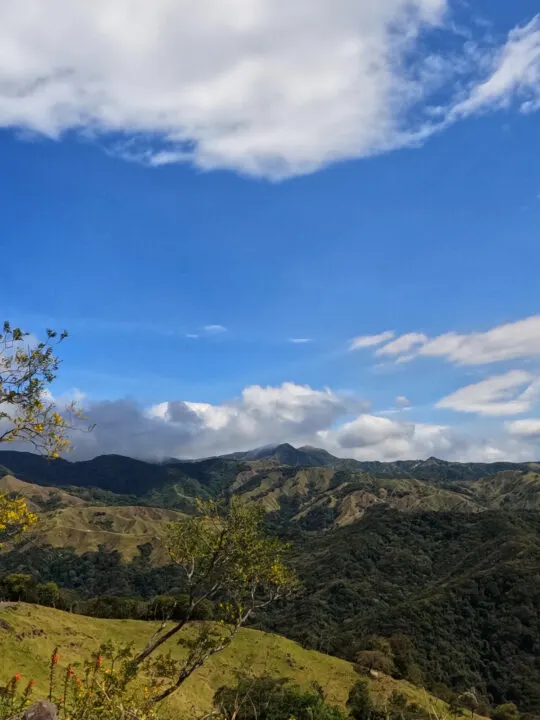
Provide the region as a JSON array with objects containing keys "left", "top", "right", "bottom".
[
  {"left": 2, "top": 1, "right": 539, "bottom": 178},
  {"left": 376, "top": 333, "right": 428, "bottom": 356},
  {"left": 4, "top": 378, "right": 540, "bottom": 464},
  {"left": 350, "top": 331, "right": 395, "bottom": 351},
  {"left": 289, "top": 338, "right": 313, "bottom": 344},
  {"left": 507, "top": 419, "right": 540, "bottom": 438},
  {"left": 0, "top": 0, "right": 445, "bottom": 178},
  {"left": 203, "top": 325, "right": 227, "bottom": 335},
  {"left": 65, "top": 382, "right": 366, "bottom": 460},
  {"left": 395, "top": 395, "right": 411, "bottom": 408},
  {"left": 436, "top": 370, "right": 538, "bottom": 416},
  {"left": 449, "top": 15, "right": 540, "bottom": 119},
  {"left": 318, "top": 413, "right": 457, "bottom": 461},
  {"left": 374, "top": 316, "right": 540, "bottom": 365}
]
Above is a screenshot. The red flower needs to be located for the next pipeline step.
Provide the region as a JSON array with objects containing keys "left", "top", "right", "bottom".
[
  {"left": 67, "top": 667, "right": 75, "bottom": 679},
  {"left": 13, "top": 674, "right": 21, "bottom": 682},
  {"left": 51, "top": 651, "right": 60, "bottom": 665},
  {"left": 96, "top": 655, "right": 103, "bottom": 667}
]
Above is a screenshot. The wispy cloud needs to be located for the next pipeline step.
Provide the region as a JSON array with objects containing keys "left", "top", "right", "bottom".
[
  {"left": 376, "top": 333, "right": 428, "bottom": 357},
  {"left": 203, "top": 325, "right": 227, "bottom": 335},
  {"left": 367, "top": 316, "right": 540, "bottom": 366},
  {"left": 350, "top": 331, "right": 395, "bottom": 351},
  {"left": 289, "top": 338, "right": 313, "bottom": 344},
  {"left": 436, "top": 370, "right": 539, "bottom": 416}
]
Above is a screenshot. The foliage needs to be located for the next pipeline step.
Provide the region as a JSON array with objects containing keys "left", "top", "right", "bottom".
[
  {"left": 0, "top": 673, "right": 36, "bottom": 719},
  {"left": 347, "top": 680, "right": 374, "bottom": 720},
  {"left": 0, "top": 494, "right": 37, "bottom": 546},
  {"left": 355, "top": 650, "right": 395, "bottom": 676},
  {"left": 0, "top": 322, "right": 88, "bottom": 552},
  {"left": 214, "top": 675, "right": 348, "bottom": 720},
  {"left": 0, "top": 322, "right": 79, "bottom": 459},
  {"left": 260, "top": 509, "right": 540, "bottom": 713},
  {"left": 134, "top": 498, "right": 297, "bottom": 703},
  {"left": 0, "top": 498, "right": 296, "bottom": 715},
  {"left": 492, "top": 705, "right": 520, "bottom": 720},
  {"left": 0, "top": 644, "right": 164, "bottom": 720}
]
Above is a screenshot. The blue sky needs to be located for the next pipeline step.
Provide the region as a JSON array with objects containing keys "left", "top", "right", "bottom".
[{"left": 2, "top": 0, "right": 540, "bottom": 461}]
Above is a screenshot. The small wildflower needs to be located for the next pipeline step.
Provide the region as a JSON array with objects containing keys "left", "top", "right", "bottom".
[
  {"left": 13, "top": 673, "right": 21, "bottom": 682},
  {"left": 96, "top": 655, "right": 103, "bottom": 667},
  {"left": 67, "top": 666, "right": 75, "bottom": 679},
  {"left": 51, "top": 650, "right": 60, "bottom": 665}
]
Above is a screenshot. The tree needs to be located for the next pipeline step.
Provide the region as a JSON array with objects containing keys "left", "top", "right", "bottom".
[
  {"left": 0, "top": 322, "right": 78, "bottom": 458},
  {"left": 0, "top": 573, "right": 36, "bottom": 601},
  {"left": 355, "top": 650, "right": 395, "bottom": 676},
  {"left": 36, "top": 581, "right": 60, "bottom": 607},
  {"left": 0, "top": 322, "right": 86, "bottom": 544},
  {"left": 492, "top": 704, "right": 520, "bottom": 720},
  {"left": 0, "top": 494, "right": 37, "bottom": 546},
  {"left": 347, "top": 680, "right": 374, "bottom": 720},
  {"left": 135, "top": 498, "right": 297, "bottom": 704}
]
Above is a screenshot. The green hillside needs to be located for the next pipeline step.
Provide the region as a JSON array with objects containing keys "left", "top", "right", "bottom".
[
  {"left": 261, "top": 509, "right": 540, "bottom": 712},
  {"left": 27, "top": 505, "right": 185, "bottom": 558},
  {"left": 0, "top": 603, "right": 457, "bottom": 719}
]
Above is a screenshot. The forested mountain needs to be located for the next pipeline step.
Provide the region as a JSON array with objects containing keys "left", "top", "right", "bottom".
[{"left": 1, "top": 448, "right": 539, "bottom": 524}]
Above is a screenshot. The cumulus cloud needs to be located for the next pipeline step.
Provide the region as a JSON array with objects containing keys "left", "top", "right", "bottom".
[
  {"left": 1, "top": 1, "right": 539, "bottom": 177},
  {"left": 436, "top": 370, "right": 539, "bottom": 416},
  {"left": 350, "top": 331, "right": 395, "bottom": 351},
  {"left": 507, "top": 419, "right": 540, "bottom": 438},
  {"left": 318, "top": 413, "right": 459, "bottom": 461},
  {"left": 67, "top": 382, "right": 366, "bottom": 460},
  {"left": 3, "top": 378, "right": 539, "bottom": 463},
  {"left": 370, "top": 316, "right": 540, "bottom": 365}
]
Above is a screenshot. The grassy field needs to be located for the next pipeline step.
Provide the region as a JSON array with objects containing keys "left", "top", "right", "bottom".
[{"left": 0, "top": 604, "right": 462, "bottom": 719}]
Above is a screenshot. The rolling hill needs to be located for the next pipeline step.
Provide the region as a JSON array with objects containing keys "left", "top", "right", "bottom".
[{"left": 0, "top": 603, "right": 460, "bottom": 719}]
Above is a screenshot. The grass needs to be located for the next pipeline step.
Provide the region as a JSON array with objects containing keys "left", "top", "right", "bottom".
[{"left": 0, "top": 604, "right": 467, "bottom": 719}]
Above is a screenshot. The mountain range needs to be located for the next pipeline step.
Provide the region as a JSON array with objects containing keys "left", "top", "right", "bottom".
[
  {"left": 2, "top": 445, "right": 540, "bottom": 532},
  {"left": 2, "top": 445, "right": 540, "bottom": 712}
]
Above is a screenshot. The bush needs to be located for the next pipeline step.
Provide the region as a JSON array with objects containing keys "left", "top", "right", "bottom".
[
  {"left": 214, "top": 676, "right": 347, "bottom": 720},
  {"left": 493, "top": 704, "right": 521, "bottom": 720}
]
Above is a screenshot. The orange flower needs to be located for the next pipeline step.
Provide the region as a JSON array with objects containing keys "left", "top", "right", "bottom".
[
  {"left": 13, "top": 674, "right": 21, "bottom": 682},
  {"left": 96, "top": 655, "right": 103, "bottom": 667},
  {"left": 67, "top": 667, "right": 75, "bottom": 679},
  {"left": 51, "top": 650, "right": 60, "bottom": 665}
]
